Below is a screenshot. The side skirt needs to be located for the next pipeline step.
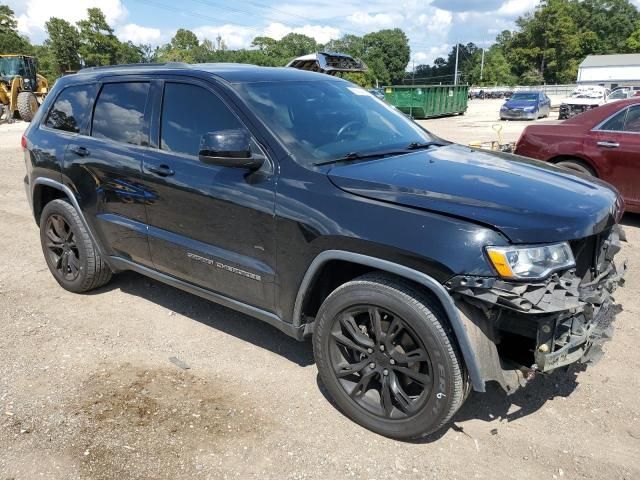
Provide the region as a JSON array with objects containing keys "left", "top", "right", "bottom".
[{"left": 108, "top": 256, "right": 305, "bottom": 341}]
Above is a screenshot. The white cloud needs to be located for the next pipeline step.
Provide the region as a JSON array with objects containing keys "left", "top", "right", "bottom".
[
  {"left": 13, "top": 0, "right": 127, "bottom": 40},
  {"left": 412, "top": 44, "right": 451, "bottom": 64},
  {"left": 116, "top": 24, "right": 163, "bottom": 45},
  {"left": 497, "top": 0, "right": 540, "bottom": 17},
  {"left": 193, "top": 25, "right": 257, "bottom": 50},
  {"left": 261, "top": 22, "right": 340, "bottom": 45},
  {"left": 347, "top": 12, "right": 404, "bottom": 29},
  {"left": 195, "top": 22, "right": 340, "bottom": 49}
]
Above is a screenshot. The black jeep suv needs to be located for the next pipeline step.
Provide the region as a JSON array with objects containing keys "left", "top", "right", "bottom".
[{"left": 22, "top": 63, "right": 626, "bottom": 440}]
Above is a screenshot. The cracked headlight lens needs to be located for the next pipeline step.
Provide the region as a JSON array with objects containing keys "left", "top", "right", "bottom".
[{"left": 486, "top": 242, "right": 575, "bottom": 280}]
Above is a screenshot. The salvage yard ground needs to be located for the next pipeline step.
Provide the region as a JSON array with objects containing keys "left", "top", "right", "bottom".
[{"left": 1, "top": 99, "right": 638, "bottom": 480}]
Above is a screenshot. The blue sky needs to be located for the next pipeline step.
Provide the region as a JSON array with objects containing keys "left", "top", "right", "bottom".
[{"left": 10, "top": 0, "right": 550, "bottom": 65}]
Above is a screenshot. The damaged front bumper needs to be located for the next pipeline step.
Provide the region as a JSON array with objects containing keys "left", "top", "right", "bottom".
[
  {"left": 559, "top": 102, "right": 600, "bottom": 119},
  {"left": 446, "top": 226, "right": 627, "bottom": 391}
]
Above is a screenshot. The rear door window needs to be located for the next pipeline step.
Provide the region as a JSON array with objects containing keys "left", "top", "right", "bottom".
[
  {"left": 91, "top": 82, "right": 150, "bottom": 145},
  {"left": 45, "top": 84, "right": 96, "bottom": 133},
  {"left": 160, "top": 82, "right": 243, "bottom": 157}
]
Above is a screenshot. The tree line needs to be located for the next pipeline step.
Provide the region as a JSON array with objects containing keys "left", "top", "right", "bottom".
[
  {"left": 0, "top": 4, "right": 410, "bottom": 87},
  {"left": 412, "top": 0, "right": 640, "bottom": 86},
  {"left": 1, "top": 0, "right": 639, "bottom": 88}
]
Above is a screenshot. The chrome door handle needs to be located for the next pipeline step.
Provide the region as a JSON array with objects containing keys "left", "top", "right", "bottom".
[{"left": 597, "top": 141, "right": 619, "bottom": 148}]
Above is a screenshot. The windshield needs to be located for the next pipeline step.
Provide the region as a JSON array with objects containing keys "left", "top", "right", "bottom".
[
  {"left": 0, "top": 57, "right": 24, "bottom": 78},
  {"left": 234, "top": 80, "right": 436, "bottom": 164},
  {"left": 608, "top": 90, "right": 627, "bottom": 99},
  {"left": 510, "top": 93, "right": 538, "bottom": 102}
]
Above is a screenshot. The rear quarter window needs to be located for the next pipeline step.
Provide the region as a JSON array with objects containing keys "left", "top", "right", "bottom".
[
  {"left": 44, "top": 84, "right": 96, "bottom": 133},
  {"left": 598, "top": 109, "right": 626, "bottom": 132}
]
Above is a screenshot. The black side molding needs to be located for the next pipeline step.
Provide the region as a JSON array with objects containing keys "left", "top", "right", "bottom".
[{"left": 108, "top": 256, "right": 306, "bottom": 340}]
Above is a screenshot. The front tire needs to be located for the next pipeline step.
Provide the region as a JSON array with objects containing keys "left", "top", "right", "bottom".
[
  {"left": 17, "top": 91, "right": 38, "bottom": 122},
  {"left": 313, "top": 273, "right": 466, "bottom": 440},
  {"left": 555, "top": 159, "right": 595, "bottom": 176},
  {"left": 39, "top": 199, "right": 112, "bottom": 293}
]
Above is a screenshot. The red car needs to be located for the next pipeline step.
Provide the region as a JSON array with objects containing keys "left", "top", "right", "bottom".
[{"left": 515, "top": 98, "right": 640, "bottom": 213}]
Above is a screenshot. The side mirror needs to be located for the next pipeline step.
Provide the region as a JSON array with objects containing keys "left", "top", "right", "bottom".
[{"left": 198, "top": 130, "right": 263, "bottom": 170}]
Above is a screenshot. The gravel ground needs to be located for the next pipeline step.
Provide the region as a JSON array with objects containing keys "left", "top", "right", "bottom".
[
  {"left": 416, "top": 98, "right": 561, "bottom": 145},
  {"left": 1, "top": 104, "right": 638, "bottom": 480}
]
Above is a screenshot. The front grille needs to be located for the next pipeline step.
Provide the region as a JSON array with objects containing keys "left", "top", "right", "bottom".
[{"left": 559, "top": 103, "right": 598, "bottom": 119}]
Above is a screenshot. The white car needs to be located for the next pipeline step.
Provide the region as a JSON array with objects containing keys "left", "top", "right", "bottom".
[
  {"left": 606, "top": 86, "right": 640, "bottom": 103},
  {"left": 559, "top": 85, "right": 609, "bottom": 119}
]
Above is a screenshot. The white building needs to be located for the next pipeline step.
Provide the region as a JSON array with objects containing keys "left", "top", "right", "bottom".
[{"left": 577, "top": 54, "right": 640, "bottom": 89}]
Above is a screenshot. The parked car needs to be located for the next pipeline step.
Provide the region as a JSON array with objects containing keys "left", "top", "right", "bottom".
[
  {"left": 559, "top": 85, "right": 609, "bottom": 119},
  {"left": 22, "top": 63, "right": 626, "bottom": 440},
  {"left": 606, "top": 86, "right": 640, "bottom": 103},
  {"left": 516, "top": 98, "right": 640, "bottom": 213},
  {"left": 500, "top": 91, "right": 551, "bottom": 120}
]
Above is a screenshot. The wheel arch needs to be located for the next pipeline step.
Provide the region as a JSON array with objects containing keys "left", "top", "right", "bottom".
[
  {"left": 548, "top": 155, "right": 599, "bottom": 177},
  {"left": 31, "top": 177, "right": 109, "bottom": 264},
  {"left": 32, "top": 182, "right": 66, "bottom": 225},
  {"left": 293, "top": 250, "right": 486, "bottom": 392}
]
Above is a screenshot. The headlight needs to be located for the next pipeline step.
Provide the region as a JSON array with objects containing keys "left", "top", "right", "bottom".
[
  {"left": 523, "top": 106, "right": 536, "bottom": 112},
  {"left": 486, "top": 242, "right": 575, "bottom": 280}
]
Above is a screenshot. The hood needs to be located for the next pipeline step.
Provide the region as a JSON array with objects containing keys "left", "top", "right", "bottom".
[
  {"left": 327, "top": 144, "right": 622, "bottom": 244},
  {"left": 504, "top": 100, "right": 537, "bottom": 109},
  {"left": 562, "top": 96, "right": 604, "bottom": 106}
]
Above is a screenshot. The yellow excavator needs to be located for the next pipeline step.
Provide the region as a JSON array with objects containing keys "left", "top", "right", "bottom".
[{"left": 0, "top": 54, "right": 49, "bottom": 123}]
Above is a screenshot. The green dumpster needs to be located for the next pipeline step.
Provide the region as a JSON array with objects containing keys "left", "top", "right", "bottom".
[{"left": 383, "top": 85, "right": 468, "bottom": 119}]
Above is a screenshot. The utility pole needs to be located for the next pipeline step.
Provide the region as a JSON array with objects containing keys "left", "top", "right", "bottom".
[
  {"left": 480, "top": 47, "right": 485, "bottom": 82},
  {"left": 412, "top": 59, "right": 415, "bottom": 85},
  {"left": 454, "top": 42, "right": 459, "bottom": 85}
]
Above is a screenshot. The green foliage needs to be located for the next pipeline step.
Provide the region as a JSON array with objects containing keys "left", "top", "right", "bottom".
[
  {"left": 498, "top": 0, "right": 640, "bottom": 83},
  {"left": 117, "top": 41, "right": 144, "bottom": 64},
  {"left": 467, "top": 46, "right": 517, "bottom": 86},
  {"left": 45, "top": 17, "right": 81, "bottom": 74},
  {"left": 171, "top": 29, "right": 199, "bottom": 51},
  {"left": 326, "top": 31, "right": 410, "bottom": 86},
  {"left": 362, "top": 29, "right": 410, "bottom": 85},
  {"left": 0, "top": 5, "right": 33, "bottom": 54},
  {"left": 32, "top": 44, "right": 55, "bottom": 84},
  {"left": 519, "top": 68, "right": 545, "bottom": 85},
  {"left": 627, "top": 21, "right": 640, "bottom": 52},
  {"left": 77, "top": 8, "right": 120, "bottom": 66},
  {"left": 410, "top": 0, "right": 640, "bottom": 86},
  {"left": 20, "top": 0, "right": 640, "bottom": 88}
]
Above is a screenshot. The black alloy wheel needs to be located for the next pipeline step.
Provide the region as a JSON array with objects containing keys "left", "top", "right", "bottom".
[
  {"left": 44, "top": 214, "right": 81, "bottom": 281},
  {"left": 314, "top": 273, "right": 467, "bottom": 440},
  {"left": 39, "top": 199, "right": 112, "bottom": 293},
  {"left": 328, "top": 305, "right": 434, "bottom": 419}
]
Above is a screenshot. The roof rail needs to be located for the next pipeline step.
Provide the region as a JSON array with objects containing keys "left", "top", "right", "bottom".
[{"left": 78, "top": 62, "right": 190, "bottom": 72}]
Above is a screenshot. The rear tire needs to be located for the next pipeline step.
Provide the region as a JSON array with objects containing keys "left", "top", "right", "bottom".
[
  {"left": 555, "top": 159, "right": 595, "bottom": 177},
  {"left": 313, "top": 273, "right": 466, "bottom": 440},
  {"left": 17, "top": 91, "right": 38, "bottom": 122},
  {"left": 39, "top": 199, "right": 112, "bottom": 293}
]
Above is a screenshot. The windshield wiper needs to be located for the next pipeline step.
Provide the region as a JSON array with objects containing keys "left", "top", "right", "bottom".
[
  {"left": 406, "top": 140, "right": 447, "bottom": 150},
  {"left": 313, "top": 150, "right": 406, "bottom": 166},
  {"left": 314, "top": 141, "right": 447, "bottom": 167}
]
